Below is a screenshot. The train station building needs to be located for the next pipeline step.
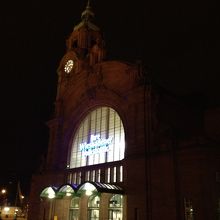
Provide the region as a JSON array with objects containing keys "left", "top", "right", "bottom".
[{"left": 28, "top": 2, "right": 220, "bottom": 220}]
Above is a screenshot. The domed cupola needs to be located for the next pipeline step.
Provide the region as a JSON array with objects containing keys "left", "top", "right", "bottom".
[{"left": 66, "top": 0, "right": 106, "bottom": 64}]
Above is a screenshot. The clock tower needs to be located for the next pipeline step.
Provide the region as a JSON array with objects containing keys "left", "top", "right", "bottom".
[
  {"left": 44, "top": 1, "right": 108, "bottom": 172},
  {"left": 54, "top": 0, "right": 106, "bottom": 116},
  {"left": 58, "top": 0, "right": 105, "bottom": 78}
]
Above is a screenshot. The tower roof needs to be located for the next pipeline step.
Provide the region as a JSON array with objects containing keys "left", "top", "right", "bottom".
[{"left": 74, "top": 0, "right": 99, "bottom": 31}]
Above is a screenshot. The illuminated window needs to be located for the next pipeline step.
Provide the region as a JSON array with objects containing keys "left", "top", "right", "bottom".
[
  {"left": 77, "top": 172, "right": 81, "bottom": 185},
  {"left": 91, "top": 170, "right": 96, "bottom": 182},
  {"left": 184, "top": 198, "right": 194, "bottom": 220},
  {"left": 85, "top": 171, "right": 90, "bottom": 181},
  {"left": 120, "top": 166, "right": 123, "bottom": 182},
  {"left": 88, "top": 195, "right": 100, "bottom": 220},
  {"left": 113, "top": 167, "right": 117, "bottom": 183},
  {"left": 106, "top": 168, "right": 111, "bottom": 183},
  {"left": 40, "top": 187, "right": 56, "bottom": 199},
  {"left": 108, "top": 194, "right": 123, "bottom": 220},
  {"left": 69, "top": 197, "right": 80, "bottom": 220},
  {"left": 72, "top": 173, "right": 77, "bottom": 184},
  {"left": 68, "top": 173, "right": 72, "bottom": 183},
  {"left": 69, "top": 107, "right": 125, "bottom": 168},
  {"left": 96, "top": 169, "right": 101, "bottom": 182}
]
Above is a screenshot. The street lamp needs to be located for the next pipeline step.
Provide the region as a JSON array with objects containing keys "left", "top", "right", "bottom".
[
  {"left": 1, "top": 189, "right": 6, "bottom": 195},
  {"left": 0, "top": 188, "right": 7, "bottom": 206},
  {"left": 0, "top": 189, "right": 7, "bottom": 220}
]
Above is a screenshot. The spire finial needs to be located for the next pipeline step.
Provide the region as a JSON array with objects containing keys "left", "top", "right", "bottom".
[
  {"left": 81, "top": 0, "right": 94, "bottom": 22},
  {"left": 87, "top": 0, "right": 91, "bottom": 8}
]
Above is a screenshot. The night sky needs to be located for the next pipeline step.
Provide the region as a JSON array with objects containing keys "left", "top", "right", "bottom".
[{"left": 0, "top": 0, "right": 219, "bottom": 198}]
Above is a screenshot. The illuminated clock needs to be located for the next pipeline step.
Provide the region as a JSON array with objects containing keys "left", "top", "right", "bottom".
[{"left": 64, "top": 59, "right": 74, "bottom": 73}]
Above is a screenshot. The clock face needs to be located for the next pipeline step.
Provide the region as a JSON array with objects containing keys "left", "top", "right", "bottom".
[{"left": 64, "top": 59, "right": 74, "bottom": 73}]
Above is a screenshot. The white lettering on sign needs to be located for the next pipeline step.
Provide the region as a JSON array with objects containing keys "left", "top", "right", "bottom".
[{"left": 80, "top": 135, "right": 113, "bottom": 156}]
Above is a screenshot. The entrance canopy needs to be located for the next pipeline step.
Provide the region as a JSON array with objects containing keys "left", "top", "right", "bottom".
[
  {"left": 40, "top": 186, "right": 58, "bottom": 199},
  {"left": 77, "top": 182, "right": 124, "bottom": 195},
  {"left": 40, "top": 181, "right": 124, "bottom": 199}
]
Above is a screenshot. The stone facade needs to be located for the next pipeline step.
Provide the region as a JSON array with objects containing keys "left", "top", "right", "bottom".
[{"left": 28, "top": 2, "right": 220, "bottom": 220}]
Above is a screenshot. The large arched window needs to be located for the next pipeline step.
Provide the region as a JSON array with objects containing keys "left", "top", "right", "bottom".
[{"left": 69, "top": 107, "right": 125, "bottom": 168}]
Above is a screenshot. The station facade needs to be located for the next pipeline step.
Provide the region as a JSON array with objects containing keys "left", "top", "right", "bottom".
[{"left": 28, "top": 2, "right": 220, "bottom": 220}]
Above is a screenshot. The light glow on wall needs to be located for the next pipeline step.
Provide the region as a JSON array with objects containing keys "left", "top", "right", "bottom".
[{"left": 4, "top": 207, "right": 10, "bottom": 212}]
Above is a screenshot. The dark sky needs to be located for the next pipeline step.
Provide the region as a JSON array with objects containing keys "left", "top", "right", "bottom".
[{"left": 0, "top": 0, "right": 219, "bottom": 197}]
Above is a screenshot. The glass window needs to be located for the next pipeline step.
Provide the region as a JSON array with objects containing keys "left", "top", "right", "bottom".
[
  {"left": 58, "top": 185, "right": 74, "bottom": 197},
  {"left": 96, "top": 169, "right": 101, "bottom": 182},
  {"left": 92, "top": 170, "right": 96, "bottom": 182},
  {"left": 77, "top": 172, "right": 81, "bottom": 185},
  {"left": 70, "top": 107, "right": 125, "bottom": 168},
  {"left": 106, "top": 168, "right": 111, "bottom": 183},
  {"left": 120, "top": 166, "right": 123, "bottom": 182},
  {"left": 40, "top": 187, "right": 56, "bottom": 199},
  {"left": 69, "top": 197, "right": 80, "bottom": 220},
  {"left": 71, "top": 197, "right": 80, "bottom": 208},
  {"left": 72, "top": 173, "right": 77, "bottom": 184},
  {"left": 184, "top": 198, "right": 194, "bottom": 220},
  {"left": 113, "top": 167, "right": 117, "bottom": 183},
  {"left": 68, "top": 173, "right": 72, "bottom": 183},
  {"left": 85, "top": 171, "right": 90, "bottom": 181},
  {"left": 108, "top": 194, "right": 123, "bottom": 220},
  {"left": 88, "top": 195, "right": 100, "bottom": 220}
]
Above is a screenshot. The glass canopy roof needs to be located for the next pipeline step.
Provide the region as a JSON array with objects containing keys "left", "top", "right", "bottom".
[{"left": 40, "top": 181, "right": 123, "bottom": 199}]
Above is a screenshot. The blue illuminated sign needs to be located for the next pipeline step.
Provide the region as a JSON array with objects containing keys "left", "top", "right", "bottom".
[{"left": 80, "top": 135, "right": 113, "bottom": 156}]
